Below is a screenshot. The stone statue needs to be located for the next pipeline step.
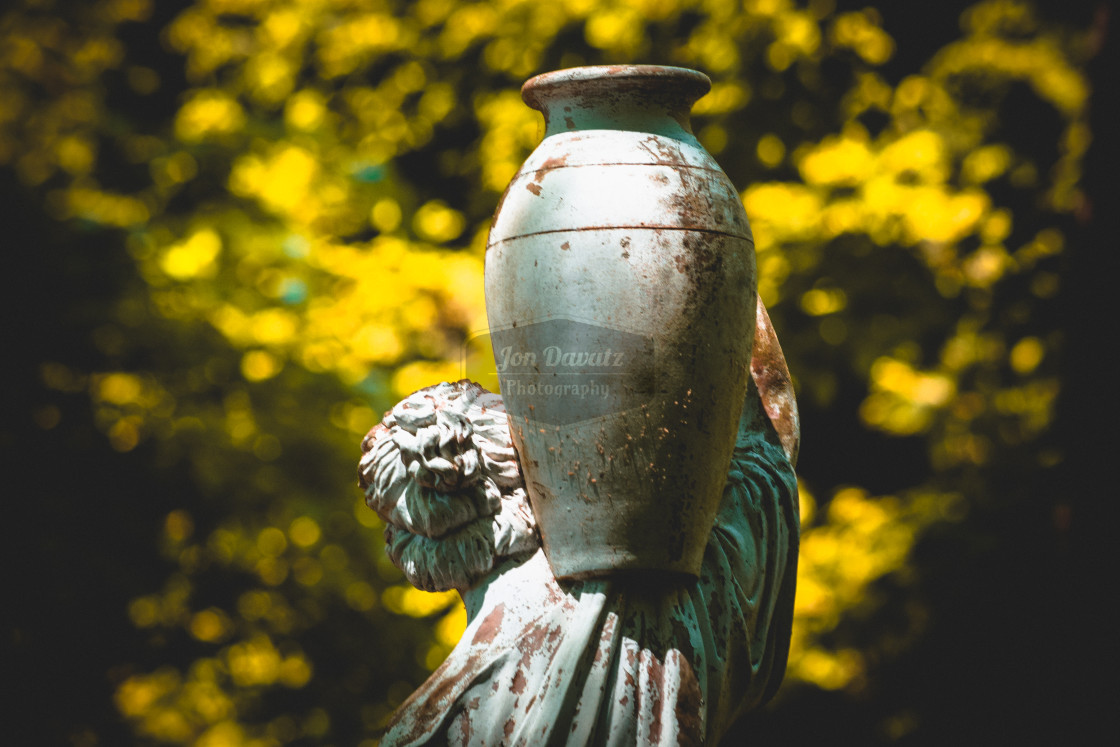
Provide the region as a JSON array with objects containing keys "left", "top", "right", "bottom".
[{"left": 358, "top": 296, "right": 799, "bottom": 745}]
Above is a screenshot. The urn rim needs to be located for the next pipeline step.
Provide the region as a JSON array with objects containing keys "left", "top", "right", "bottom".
[{"left": 522, "top": 65, "right": 711, "bottom": 112}]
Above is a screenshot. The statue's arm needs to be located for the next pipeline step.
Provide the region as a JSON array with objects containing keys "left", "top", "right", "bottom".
[{"left": 695, "top": 297, "right": 800, "bottom": 727}]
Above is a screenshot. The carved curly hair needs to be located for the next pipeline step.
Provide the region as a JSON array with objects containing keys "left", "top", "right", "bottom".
[{"left": 358, "top": 380, "right": 538, "bottom": 592}]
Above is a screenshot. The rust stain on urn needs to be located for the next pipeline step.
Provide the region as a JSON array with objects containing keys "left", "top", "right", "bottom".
[
  {"left": 526, "top": 182, "right": 542, "bottom": 196},
  {"left": 534, "top": 154, "right": 568, "bottom": 181}
]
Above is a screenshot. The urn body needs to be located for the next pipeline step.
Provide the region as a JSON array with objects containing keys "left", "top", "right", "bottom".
[{"left": 485, "top": 66, "right": 757, "bottom": 580}]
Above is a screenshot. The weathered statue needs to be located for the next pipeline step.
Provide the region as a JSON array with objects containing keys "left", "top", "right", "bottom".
[{"left": 358, "top": 297, "right": 799, "bottom": 745}]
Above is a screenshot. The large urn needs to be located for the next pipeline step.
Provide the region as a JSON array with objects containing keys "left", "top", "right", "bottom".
[{"left": 485, "top": 65, "right": 757, "bottom": 581}]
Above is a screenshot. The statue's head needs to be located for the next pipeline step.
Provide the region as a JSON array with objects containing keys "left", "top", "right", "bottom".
[{"left": 358, "top": 380, "right": 537, "bottom": 593}]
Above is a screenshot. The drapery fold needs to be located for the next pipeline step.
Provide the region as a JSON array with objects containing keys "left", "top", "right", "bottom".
[{"left": 381, "top": 405, "right": 798, "bottom": 745}]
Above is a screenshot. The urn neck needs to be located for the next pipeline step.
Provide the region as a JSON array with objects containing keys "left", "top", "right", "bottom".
[{"left": 521, "top": 65, "right": 710, "bottom": 142}]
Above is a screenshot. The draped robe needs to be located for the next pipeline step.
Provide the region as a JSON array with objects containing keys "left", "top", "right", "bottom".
[{"left": 372, "top": 378, "right": 799, "bottom": 745}]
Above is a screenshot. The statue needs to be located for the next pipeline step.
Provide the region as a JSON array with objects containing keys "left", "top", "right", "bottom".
[
  {"left": 358, "top": 298, "right": 799, "bottom": 745},
  {"left": 357, "top": 65, "right": 799, "bottom": 744}
]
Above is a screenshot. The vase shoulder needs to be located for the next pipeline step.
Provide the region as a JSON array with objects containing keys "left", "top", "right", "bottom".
[
  {"left": 489, "top": 130, "right": 752, "bottom": 246},
  {"left": 518, "top": 130, "right": 719, "bottom": 173}
]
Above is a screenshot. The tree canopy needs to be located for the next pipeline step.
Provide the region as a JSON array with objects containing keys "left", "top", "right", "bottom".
[{"left": 3, "top": 0, "right": 1107, "bottom": 744}]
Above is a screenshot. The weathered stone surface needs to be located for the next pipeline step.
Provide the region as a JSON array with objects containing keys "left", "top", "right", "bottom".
[
  {"left": 359, "top": 331, "right": 799, "bottom": 744},
  {"left": 357, "top": 65, "right": 800, "bottom": 744}
]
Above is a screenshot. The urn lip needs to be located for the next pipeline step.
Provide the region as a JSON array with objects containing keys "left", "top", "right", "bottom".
[{"left": 522, "top": 65, "right": 712, "bottom": 113}]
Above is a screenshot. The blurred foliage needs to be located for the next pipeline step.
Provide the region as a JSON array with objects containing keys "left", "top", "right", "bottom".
[{"left": 2, "top": 0, "right": 1102, "bottom": 744}]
